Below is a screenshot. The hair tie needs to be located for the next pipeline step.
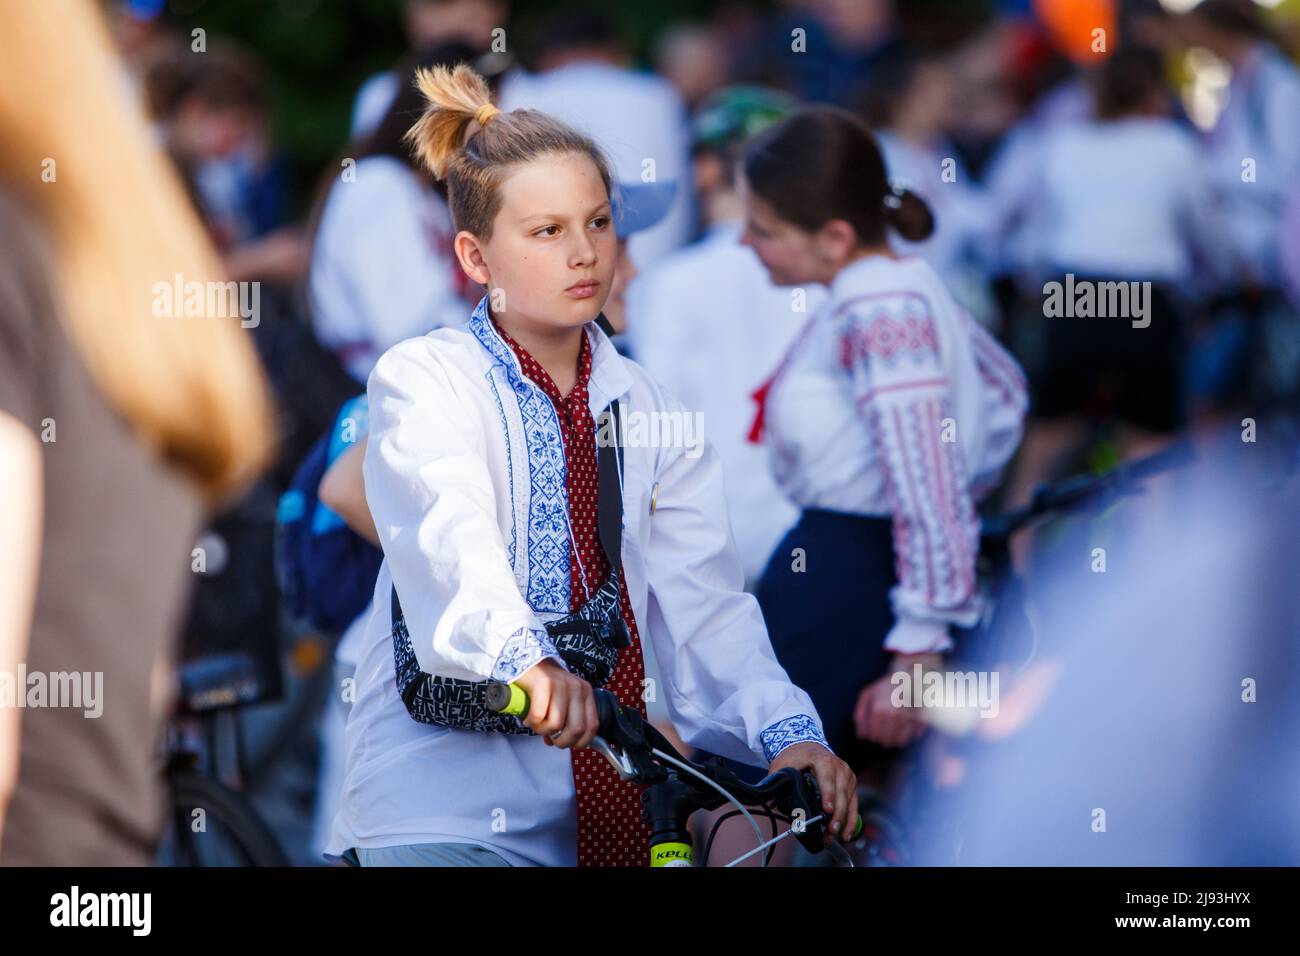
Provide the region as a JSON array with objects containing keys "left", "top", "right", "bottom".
[
  {"left": 475, "top": 103, "right": 501, "bottom": 127},
  {"left": 882, "top": 180, "right": 906, "bottom": 210}
]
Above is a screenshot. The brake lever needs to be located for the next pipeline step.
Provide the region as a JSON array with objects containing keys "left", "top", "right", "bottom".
[
  {"left": 590, "top": 735, "right": 636, "bottom": 778},
  {"left": 590, "top": 689, "right": 673, "bottom": 785},
  {"left": 767, "top": 769, "right": 831, "bottom": 854}
]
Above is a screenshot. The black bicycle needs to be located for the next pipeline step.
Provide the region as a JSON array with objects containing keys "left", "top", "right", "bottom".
[
  {"left": 157, "top": 651, "right": 290, "bottom": 867},
  {"left": 485, "top": 682, "right": 863, "bottom": 867},
  {"left": 963, "top": 437, "right": 1200, "bottom": 674}
]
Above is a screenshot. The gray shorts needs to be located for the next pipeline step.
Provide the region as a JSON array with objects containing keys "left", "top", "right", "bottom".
[{"left": 341, "top": 843, "right": 513, "bottom": 867}]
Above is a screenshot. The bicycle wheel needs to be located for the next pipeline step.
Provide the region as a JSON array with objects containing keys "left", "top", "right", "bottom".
[{"left": 160, "top": 768, "right": 290, "bottom": 867}]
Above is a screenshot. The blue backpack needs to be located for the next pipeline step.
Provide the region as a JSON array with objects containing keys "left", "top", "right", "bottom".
[{"left": 276, "top": 395, "right": 383, "bottom": 633}]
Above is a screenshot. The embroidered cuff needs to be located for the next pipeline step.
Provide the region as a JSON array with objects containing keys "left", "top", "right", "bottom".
[
  {"left": 759, "top": 714, "right": 832, "bottom": 764},
  {"left": 490, "top": 624, "right": 563, "bottom": 683}
]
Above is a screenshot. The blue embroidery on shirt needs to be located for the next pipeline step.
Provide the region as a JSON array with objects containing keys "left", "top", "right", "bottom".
[
  {"left": 468, "top": 295, "right": 571, "bottom": 615},
  {"left": 760, "top": 714, "right": 831, "bottom": 763},
  {"left": 485, "top": 372, "right": 517, "bottom": 569}
]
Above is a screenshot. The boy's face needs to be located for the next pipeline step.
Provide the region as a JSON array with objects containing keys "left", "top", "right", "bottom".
[{"left": 457, "top": 152, "right": 616, "bottom": 332}]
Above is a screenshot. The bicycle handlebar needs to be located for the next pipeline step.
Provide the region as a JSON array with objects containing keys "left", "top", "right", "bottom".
[
  {"left": 484, "top": 681, "right": 863, "bottom": 865},
  {"left": 982, "top": 439, "right": 1197, "bottom": 542}
]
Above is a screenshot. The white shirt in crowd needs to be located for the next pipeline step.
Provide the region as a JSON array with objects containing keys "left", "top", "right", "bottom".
[
  {"left": 1001, "top": 116, "right": 1230, "bottom": 288},
  {"left": 309, "top": 155, "right": 468, "bottom": 383},
  {"left": 761, "top": 255, "right": 1027, "bottom": 654},
  {"left": 983, "top": 77, "right": 1094, "bottom": 284},
  {"left": 498, "top": 61, "right": 692, "bottom": 269},
  {"left": 1201, "top": 43, "right": 1300, "bottom": 289},
  {"left": 350, "top": 70, "right": 399, "bottom": 139},
  {"left": 876, "top": 131, "right": 998, "bottom": 329},
  {"left": 625, "top": 221, "right": 822, "bottom": 583},
  {"left": 324, "top": 299, "right": 828, "bottom": 866}
]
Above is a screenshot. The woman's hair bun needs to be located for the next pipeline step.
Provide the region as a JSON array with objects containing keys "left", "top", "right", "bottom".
[
  {"left": 885, "top": 187, "right": 935, "bottom": 243},
  {"left": 404, "top": 63, "right": 495, "bottom": 180}
]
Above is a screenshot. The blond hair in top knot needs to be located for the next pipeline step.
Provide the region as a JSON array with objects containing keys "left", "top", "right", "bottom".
[
  {"left": 403, "top": 63, "right": 613, "bottom": 240},
  {"left": 405, "top": 63, "right": 494, "bottom": 180}
]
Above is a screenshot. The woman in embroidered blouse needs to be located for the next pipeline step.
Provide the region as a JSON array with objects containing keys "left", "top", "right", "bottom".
[
  {"left": 736, "top": 107, "right": 1028, "bottom": 771},
  {"left": 324, "top": 65, "right": 858, "bottom": 867}
]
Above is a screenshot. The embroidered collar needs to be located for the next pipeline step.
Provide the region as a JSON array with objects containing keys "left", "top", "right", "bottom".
[
  {"left": 489, "top": 311, "right": 594, "bottom": 415},
  {"left": 466, "top": 293, "right": 633, "bottom": 414},
  {"left": 465, "top": 293, "right": 636, "bottom": 617}
]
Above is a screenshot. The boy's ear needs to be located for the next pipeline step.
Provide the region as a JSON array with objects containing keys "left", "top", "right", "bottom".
[{"left": 454, "top": 231, "right": 490, "bottom": 285}]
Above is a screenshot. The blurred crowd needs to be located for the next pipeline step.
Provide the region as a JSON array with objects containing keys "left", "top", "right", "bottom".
[
  {"left": 9, "top": 0, "right": 1297, "bottom": 865},
  {"left": 117, "top": 0, "right": 1300, "bottom": 482}
]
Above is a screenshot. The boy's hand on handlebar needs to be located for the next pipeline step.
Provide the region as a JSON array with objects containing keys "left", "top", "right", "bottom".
[
  {"left": 513, "top": 659, "right": 599, "bottom": 750},
  {"left": 768, "top": 742, "right": 859, "bottom": 843}
]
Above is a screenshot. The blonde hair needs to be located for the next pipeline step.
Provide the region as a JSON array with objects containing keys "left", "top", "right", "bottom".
[
  {"left": 404, "top": 63, "right": 613, "bottom": 239},
  {"left": 0, "top": 1, "right": 275, "bottom": 505}
]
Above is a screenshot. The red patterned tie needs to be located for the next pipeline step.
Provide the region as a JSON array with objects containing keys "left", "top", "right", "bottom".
[{"left": 494, "top": 320, "right": 652, "bottom": 867}]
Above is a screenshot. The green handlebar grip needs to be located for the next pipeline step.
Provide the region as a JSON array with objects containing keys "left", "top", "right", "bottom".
[{"left": 485, "top": 681, "right": 530, "bottom": 716}]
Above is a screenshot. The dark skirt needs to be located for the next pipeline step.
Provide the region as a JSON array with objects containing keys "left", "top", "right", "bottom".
[
  {"left": 695, "top": 508, "right": 899, "bottom": 783},
  {"left": 756, "top": 508, "right": 898, "bottom": 772}
]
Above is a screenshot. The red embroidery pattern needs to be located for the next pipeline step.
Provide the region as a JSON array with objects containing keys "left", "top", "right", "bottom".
[{"left": 840, "top": 307, "right": 940, "bottom": 369}]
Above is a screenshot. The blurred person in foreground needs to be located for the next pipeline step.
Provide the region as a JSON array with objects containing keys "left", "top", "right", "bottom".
[
  {"left": 0, "top": 0, "right": 274, "bottom": 864},
  {"left": 625, "top": 86, "right": 817, "bottom": 587},
  {"left": 915, "top": 429, "right": 1300, "bottom": 865}
]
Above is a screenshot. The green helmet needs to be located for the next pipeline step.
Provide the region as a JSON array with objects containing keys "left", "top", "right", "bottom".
[{"left": 690, "top": 85, "right": 802, "bottom": 156}]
